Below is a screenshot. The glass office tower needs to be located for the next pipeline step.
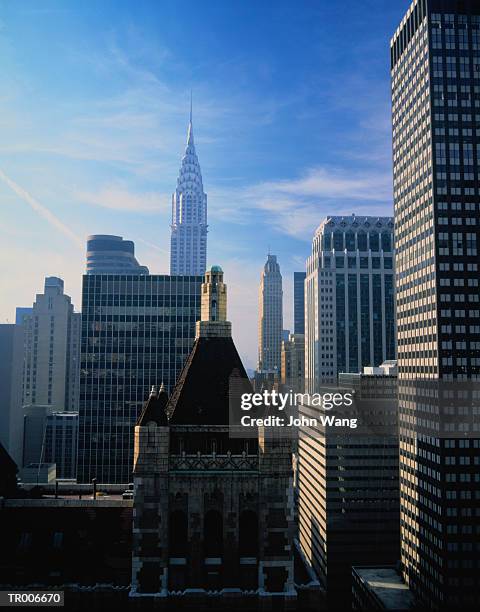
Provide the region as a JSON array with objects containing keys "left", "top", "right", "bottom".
[
  {"left": 391, "top": 1, "right": 480, "bottom": 608},
  {"left": 77, "top": 274, "right": 202, "bottom": 484},
  {"left": 305, "top": 215, "right": 396, "bottom": 390}
]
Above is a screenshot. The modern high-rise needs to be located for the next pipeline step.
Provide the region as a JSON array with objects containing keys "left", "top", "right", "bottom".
[
  {"left": 21, "top": 277, "right": 81, "bottom": 412},
  {"left": 77, "top": 274, "right": 202, "bottom": 484},
  {"left": 305, "top": 215, "right": 396, "bottom": 391},
  {"left": 294, "top": 271, "right": 306, "bottom": 334},
  {"left": 298, "top": 363, "right": 400, "bottom": 608},
  {"left": 391, "top": 1, "right": 480, "bottom": 608},
  {"left": 170, "top": 107, "right": 208, "bottom": 276},
  {"left": 21, "top": 408, "right": 78, "bottom": 480},
  {"left": 3, "top": 312, "right": 30, "bottom": 465},
  {"left": 86, "top": 235, "right": 149, "bottom": 275},
  {"left": 257, "top": 254, "right": 283, "bottom": 373},
  {"left": 43, "top": 411, "right": 79, "bottom": 480}
]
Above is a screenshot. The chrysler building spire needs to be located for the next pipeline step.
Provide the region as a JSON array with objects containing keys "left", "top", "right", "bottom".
[{"left": 170, "top": 99, "right": 207, "bottom": 276}]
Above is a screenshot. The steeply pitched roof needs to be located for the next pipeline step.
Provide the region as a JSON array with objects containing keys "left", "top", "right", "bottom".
[
  {"left": 167, "top": 336, "right": 252, "bottom": 425},
  {"left": 136, "top": 385, "right": 169, "bottom": 426}
]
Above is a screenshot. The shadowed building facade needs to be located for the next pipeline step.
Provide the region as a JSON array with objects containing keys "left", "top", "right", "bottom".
[
  {"left": 391, "top": 1, "right": 480, "bottom": 608},
  {"left": 78, "top": 274, "right": 202, "bottom": 484},
  {"left": 130, "top": 266, "right": 296, "bottom": 607}
]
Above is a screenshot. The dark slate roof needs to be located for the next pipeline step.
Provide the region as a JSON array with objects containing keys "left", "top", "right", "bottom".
[
  {"left": 0, "top": 442, "right": 18, "bottom": 496},
  {"left": 167, "top": 336, "right": 252, "bottom": 425},
  {"left": 136, "top": 386, "right": 169, "bottom": 426}
]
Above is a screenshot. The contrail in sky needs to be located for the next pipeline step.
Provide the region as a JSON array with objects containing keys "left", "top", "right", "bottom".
[{"left": 0, "top": 168, "right": 83, "bottom": 249}]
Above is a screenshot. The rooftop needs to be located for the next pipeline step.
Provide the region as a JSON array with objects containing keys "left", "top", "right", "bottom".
[{"left": 353, "top": 566, "right": 415, "bottom": 610}]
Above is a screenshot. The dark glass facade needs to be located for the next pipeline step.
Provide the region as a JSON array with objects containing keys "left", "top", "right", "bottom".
[
  {"left": 293, "top": 272, "right": 306, "bottom": 334},
  {"left": 77, "top": 274, "right": 202, "bottom": 484}
]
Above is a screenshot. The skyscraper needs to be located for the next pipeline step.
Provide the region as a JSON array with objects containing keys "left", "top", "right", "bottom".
[
  {"left": 298, "top": 363, "right": 400, "bottom": 608},
  {"left": 170, "top": 105, "right": 208, "bottom": 276},
  {"left": 0, "top": 325, "right": 16, "bottom": 455},
  {"left": 78, "top": 274, "right": 202, "bottom": 484},
  {"left": 86, "top": 235, "right": 149, "bottom": 275},
  {"left": 257, "top": 254, "right": 283, "bottom": 373},
  {"left": 21, "top": 277, "right": 80, "bottom": 412},
  {"left": 391, "top": 1, "right": 480, "bottom": 608},
  {"left": 305, "top": 215, "right": 396, "bottom": 391},
  {"left": 293, "top": 271, "right": 306, "bottom": 334}
]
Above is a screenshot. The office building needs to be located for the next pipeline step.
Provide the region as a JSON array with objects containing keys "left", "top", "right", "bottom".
[
  {"left": 170, "top": 105, "right": 208, "bottom": 276},
  {"left": 294, "top": 271, "right": 306, "bottom": 334},
  {"left": 391, "top": 1, "right": 480, "bottom": 608},
  {"left": 281, "top": 332, "right": 305, "bottom": 393},
  {"left": 44, "top": 412, "right": 79, "bottom": 480},
  {"left": 298, "top": 364, "right": 399, "bottom": 608},
  {"left": 86, "top": 235, "right": 149, "bottom": 275},
  {"left": 305, "top": 215, "right": 396, "bottom": 390},
  {"left": 21, "top": 463, "right": 56, "bottom": 484},
  {"left": 20, "top": 277, "right": 80, "bottom": 412},
  {"left": 0, "top": 325, "right": 16, "bottom": 454},
  {"left": 22, "top": 408, "right": 78, "bottom": 481},
  {"left": 131, "top": 266, "right": 296, "bottom": 604},
  {"left": 257, "top": 254, "right": 283, "bottom": 373},
  {"left": 77, "top": 274, "right": 202, "bottom": 484},
  {"left": 22, "top": 405, "right": 51, "bottom": 468},
  {"left": 2, "top": 316, "right": 29, "bottom": 467}
]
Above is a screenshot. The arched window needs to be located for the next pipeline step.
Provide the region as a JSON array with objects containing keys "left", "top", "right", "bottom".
[
  {"left": 239, "top": 510, "right": 258, "bottom": 557},
  {"left": 204, "top": 510, "right": 223, "bottom": 557},
  {"left": 170, "top": 510, "right": 188, "bottom": 557}
]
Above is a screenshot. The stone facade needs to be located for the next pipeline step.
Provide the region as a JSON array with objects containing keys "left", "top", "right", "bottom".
[{"left": 130, "top": 267, "right": 296, "bottom": 608}]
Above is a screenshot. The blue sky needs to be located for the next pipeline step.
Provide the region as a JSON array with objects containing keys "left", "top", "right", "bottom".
[{"left": 0, "top": 0, "right": 410, "bottom": 368}]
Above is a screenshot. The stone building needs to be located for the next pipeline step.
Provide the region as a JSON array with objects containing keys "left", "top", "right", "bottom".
[{"left": 130, "top": 266, "right": 296, "bottom": 608}]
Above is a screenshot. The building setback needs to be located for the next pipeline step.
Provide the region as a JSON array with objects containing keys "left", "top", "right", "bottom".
[
  {"left": 305, "top": 215, "right": 396, "bottom": 390},
  {"left": 391, "top": 0, "right": 480, "bottom": 608},
  {"left": 21, "top": 277, "right": 80, "bottom": 413},
  {"left": 77, "top": 274, "right": 202, "bottom": 484}
]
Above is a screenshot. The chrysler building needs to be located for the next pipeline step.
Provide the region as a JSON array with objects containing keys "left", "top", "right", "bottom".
[{"left": 170, "top": 103, "right": 208, "bottom": 276}]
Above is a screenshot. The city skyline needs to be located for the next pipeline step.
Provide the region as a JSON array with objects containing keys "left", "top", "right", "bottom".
[{"left": 0, "top": 0, "right": 410, "bottom": 369}]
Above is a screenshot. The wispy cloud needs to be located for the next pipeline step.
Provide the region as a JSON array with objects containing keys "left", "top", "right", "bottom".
[
  {"left": 208, "top": 165, "right": 393, "bottom": 240},
  {"left": 77, "top": 183, "right": 169, "bottom": 213},
  {"left": 251, "top": 166, "right": 391, "bottom": 201},
  {"left": 0, "top": 168, "right": 83, "bottom": 248}
]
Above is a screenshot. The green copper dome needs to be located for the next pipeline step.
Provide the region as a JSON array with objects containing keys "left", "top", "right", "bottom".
[{"left": 210, "top": 265, "right": 223, "bottom": 272}]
